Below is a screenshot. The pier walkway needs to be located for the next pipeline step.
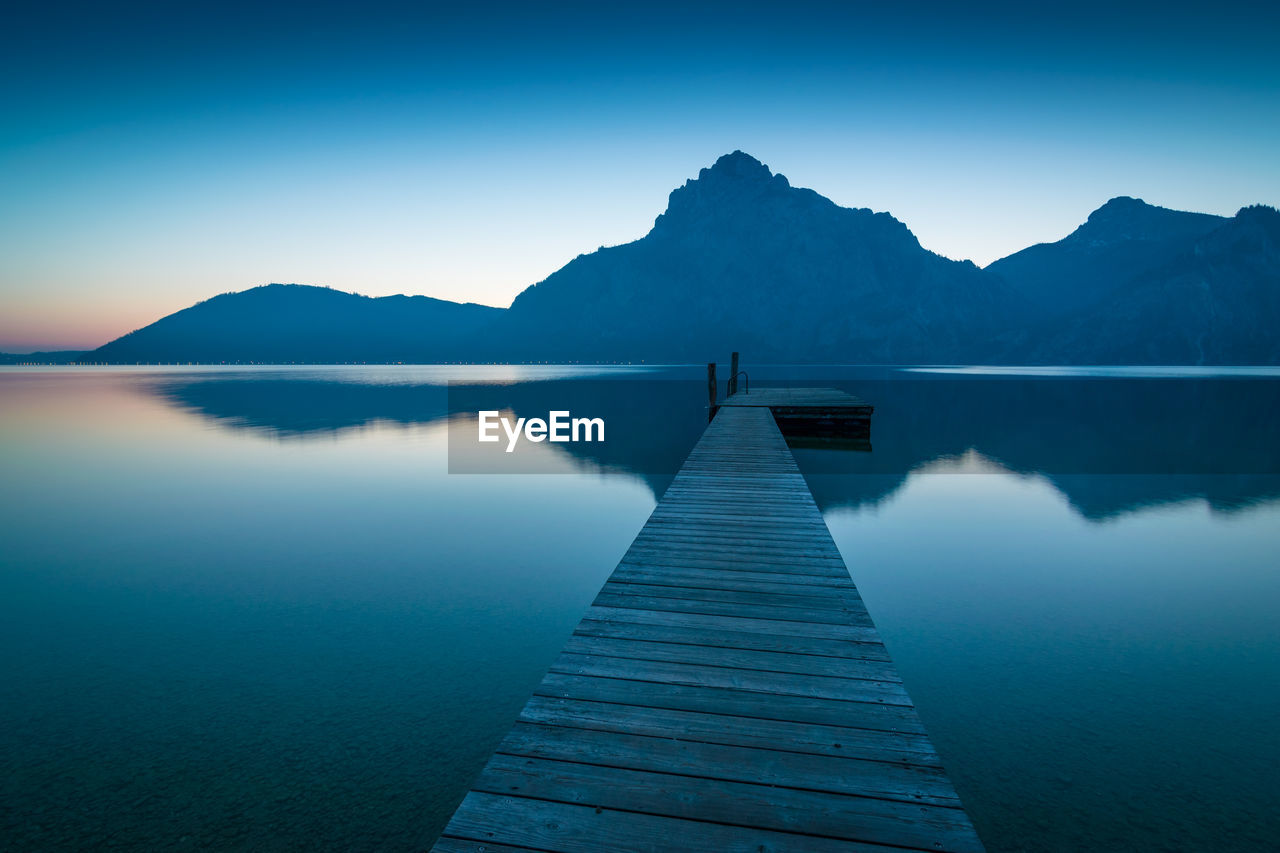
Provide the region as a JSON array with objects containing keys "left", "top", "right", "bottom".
[{"left": 432, "top": 396, "right": 983, "bottom": 852}]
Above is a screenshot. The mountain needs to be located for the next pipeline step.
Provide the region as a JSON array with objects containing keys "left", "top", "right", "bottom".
[
  {"left": 85, "top": 152, "right": 1277, "bottom": 365},
  {"left": 0, "top": 350, "right": 87, "bottom": 364},
  {"left": 499, "top": 151, "right": 1021, "bottom": 362},
  {"left": 1028, "top": 204, "right": 1280, "bottom": 364},
  {"left": 90, "top": 284, "right": 504, "bottom": 363},
  {"left": 987, "top": 196, "right": 1226, "bottom": 318}
]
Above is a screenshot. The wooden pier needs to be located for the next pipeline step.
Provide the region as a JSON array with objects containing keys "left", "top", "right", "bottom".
[
  {"left": 715, "top": 386, "right": 874, "bottom": 441},
  {"left": 432, "top": 393, "right": 983, "bottom": 852}
]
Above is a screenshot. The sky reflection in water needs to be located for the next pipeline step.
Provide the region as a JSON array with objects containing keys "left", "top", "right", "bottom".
[{"left": 1, "top": 365, "right": 1277, "bottom": 851}]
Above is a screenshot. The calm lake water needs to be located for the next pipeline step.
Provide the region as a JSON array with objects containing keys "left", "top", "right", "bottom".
[{"left": 2, "top": 365, "right": 1278, "bottom": 851}]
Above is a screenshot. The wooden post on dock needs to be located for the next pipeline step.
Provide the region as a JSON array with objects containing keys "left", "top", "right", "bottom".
[
  {"left": 729, "top": 351, "right": 740, "bottom": 396},
  {"left": 707, "top": 362, "right": 717, "bottom": 419}
]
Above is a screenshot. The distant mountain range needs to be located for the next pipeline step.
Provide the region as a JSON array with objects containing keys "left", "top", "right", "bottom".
[
  {"left": 83, "top": 151, "right": 1277, "bottom": 364},
  {"left": 93, "top": 287, "right": 502, "bottom": 364},
  {"left": 1019, "top": 203, "right": 1279, "bottom": 364},
  {"left": 0, "top": 350, "right": 86, "bottom": 364}
]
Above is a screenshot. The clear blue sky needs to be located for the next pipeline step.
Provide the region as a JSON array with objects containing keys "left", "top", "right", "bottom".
[{"left": 1, "top": 0, "right": 1276, "bottom": 350}]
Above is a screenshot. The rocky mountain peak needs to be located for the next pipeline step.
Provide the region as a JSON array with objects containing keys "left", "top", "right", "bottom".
[
  {"left": 652, "top": 151, "right": 795, "bottom": 233},
  {"left": 1069, "top": 196, "right": 1223, "bottom": 247}
]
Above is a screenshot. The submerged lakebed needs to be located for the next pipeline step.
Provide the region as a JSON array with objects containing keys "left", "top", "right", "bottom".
[{"left": 1, "top": 364, "right": 1278, "bottom": 851}]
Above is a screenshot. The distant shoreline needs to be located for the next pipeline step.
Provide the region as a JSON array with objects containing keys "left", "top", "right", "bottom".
[{"left": 5, "top": 362, "right": 1280, "bottom": 375}]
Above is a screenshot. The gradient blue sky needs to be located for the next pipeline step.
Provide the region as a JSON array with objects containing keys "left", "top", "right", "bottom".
[{"left": 2, "top": 0, "right": 1277, "bottom": 350}]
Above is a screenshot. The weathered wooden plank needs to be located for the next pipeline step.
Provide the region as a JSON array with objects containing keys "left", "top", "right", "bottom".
[
  {"left": 656, "top": 485, "right": 815, "bottom": 496},
  {"left": 618, "top": 553, "right": 851, "bottom": 577},
  {"left": 624, "top": 540, "right": 844, "bottom": 560},
  {"left": 662, "top": 457, "right": 800, "bottom": 467},
  {"left": 646, "top": 508, "right": 825, "bottom": 524},
  {"left": 496, "top": 723, "right": 961, "bottom": 806},
  {"left": 644, "top": 513, "right": 831, "bottom": 530},
  {"left": 624, "top": 537, "right": 843, "bottom": 559},
  {"left": 661, "top": 477, "right": 813, "bottom": 487},
  {"left": 561, "top": 635, "right": 900, "bottom": 681},
  {"left": 673, "top": 467, "right": 801, "bottom": 475},
  {"left": 549, "top": 653, "right": 911, "bottom": 704},
  {"left": 431, "top": 837, "right": 542, "bottom": 853},
  {"left": 623, "top": 543, "right": 841, "bottom": 562},
  {"left": 648, "top": 498, "right": 823, "bottom": 514},
  {"left": 599, "top": 581, "right": 859, "bottom": 612},
  {"left": 646, "top": 508, "right": 820, "bottom": 520},
  {"left": 621, "top": 544, "right": 845, "bottom": 563},
  {"left": 472, "top": 755, "right": 983, "bottom": 852},
  {"left": 644, "top": 508, "right": 831, "bottom": 525},
  {"left": 441, "top": 792, "right": 902, "bottom": 853},
  {"left": 518, "top": 696, "right": 934, "bottom": 763},
  {"left": 665, "top": 479, "right": 807, "bottom": 487},
  {"left": 628, "top": 533, "right": 846, "bottom": 554},
  {"left": 643, "top": 504, "right": 817, "bottom": 517},
  {"left": 585, "top": 604, "right": 881, "bottom": 640},
  {"left": 670, "top": 458, "right": 807, "bottom": 468},
  {"left": 632, "top": 524, "right": 841, "bottom": 544},
  {"left": 534, "top": 672, "right": 928, "bottom": 733},
  {"left": 590, "top": 592, "right": 872, "bottom": 626},
  {"left": 665, "top": 474, "right": 811, "bottom": 484},
  {"left": 622, "top": 545, "right": 848, "bottom": 568},
  {"left": 572, "top": 617, "right": 891, "bottom": 660},
  {"left": 609, "top": 565, "right": 859, "bottom": 591}
]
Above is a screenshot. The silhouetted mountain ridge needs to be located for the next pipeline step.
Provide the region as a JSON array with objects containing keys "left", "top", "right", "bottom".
[
  {"left": 1030, "top": 203, "right": 1280, "bottom": 363},
  {"left": 987, "top": 196, "right": 1228, "bottom": 319},
  {"left": 0, "top": 350, "right": 87, "bottom": 364},
  {"left": 87, "top": 153, "right": 1278, "bottom": 364},
  {"left": 93, "top": 283, "right": 503, "bottom": 363},
  {"left": 503, "top": 151, "right": 1012, "bottom": 362},
  {"left": 1072, "top": 196, "right": 1224, "bottom": 246}
]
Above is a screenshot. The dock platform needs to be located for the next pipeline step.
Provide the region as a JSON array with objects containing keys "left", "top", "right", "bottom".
[
  {"left": 715, "top": 386, "right": 873, "bottom": 439},
  {"left": 431, "top": 399, "right": 982, "bottom": 852},
  {"left": 716, "top": 385, "right": 873, "bottom": 412}
]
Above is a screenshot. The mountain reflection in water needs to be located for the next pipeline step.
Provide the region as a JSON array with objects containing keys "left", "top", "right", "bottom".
[{"left": 151, "top": 368, "right": 1280, "bottom": 521}]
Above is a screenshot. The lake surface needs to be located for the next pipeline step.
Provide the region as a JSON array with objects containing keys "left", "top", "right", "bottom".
[{"left": 2, "top": 365, "right": 1278, "bottom": 851}]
